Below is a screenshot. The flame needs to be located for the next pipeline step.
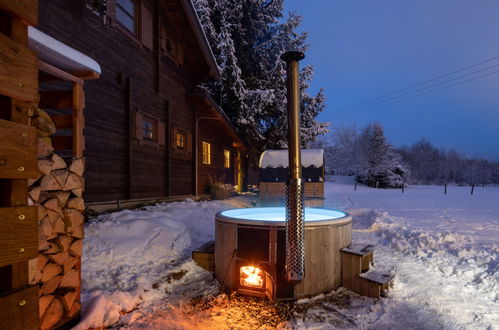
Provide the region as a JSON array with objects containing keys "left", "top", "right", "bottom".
[{"left": 240, "top": 266, "right": 263, "bottom": 288}]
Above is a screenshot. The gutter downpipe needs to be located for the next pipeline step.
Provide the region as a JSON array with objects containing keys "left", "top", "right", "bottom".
[{"left": 281, "top": 51, "right": 305, "bottom": 284}]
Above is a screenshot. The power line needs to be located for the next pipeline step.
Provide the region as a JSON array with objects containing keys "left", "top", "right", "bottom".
[
  {"left": 330, "top": 62, "right": 499, "bottom": 119},
  {"left": 330, "top": 68, "right": 499, "bottom": 120},
  {"left": 324, "top": 55, "right": 499, "bottom": 120},
  {"left": 329, "top": 63, "right": 499, "bottom": 119}
]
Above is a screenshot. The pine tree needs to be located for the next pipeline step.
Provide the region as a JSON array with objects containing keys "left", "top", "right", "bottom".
[
  {"left": 193, "top": 0, "right": 328, "bottom": 154},
  {"left": 356, "top": 123, "right": 408, "bottom": 188}
]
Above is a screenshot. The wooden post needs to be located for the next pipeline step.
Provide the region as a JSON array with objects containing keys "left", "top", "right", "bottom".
[
  {"left": 72, "top": 83, "right": 84, "bottom": 158},
  {"left": 471, "top": 184, "right": 475, "bottom": 195},
  {"left": 354, "top": 181, "right": 357, "bottom": 191},
  {"left": 444, "top": 184, "right": 447, "bottom": 195},
  {"left": 0, "top": 7, "right": 39, "bottom": 330}
]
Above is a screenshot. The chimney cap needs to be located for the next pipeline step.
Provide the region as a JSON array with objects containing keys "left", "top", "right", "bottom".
[{"left": 280, "top": 51, "right": 305, "bottom": 62}]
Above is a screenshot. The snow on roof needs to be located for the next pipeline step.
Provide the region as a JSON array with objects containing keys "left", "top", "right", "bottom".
[
  {"left": 28, "top": 27, "right": 101, "bottom": 75},
  {"left": 259, "top": 149, "right": 324, "bottom": 168}
]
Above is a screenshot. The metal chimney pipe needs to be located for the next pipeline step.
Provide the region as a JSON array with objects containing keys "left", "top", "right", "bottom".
[{"left": 280, "top": 51, "right": 305, "bottom": 284}]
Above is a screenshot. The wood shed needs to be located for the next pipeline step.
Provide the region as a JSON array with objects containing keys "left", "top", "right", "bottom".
[{"left": 259, "top": 149, "right": 325, "bottom": 203}]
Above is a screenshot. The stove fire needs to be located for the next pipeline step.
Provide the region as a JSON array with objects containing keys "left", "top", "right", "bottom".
[{"left": 240, "top": 266, "right": 264, "bottom": 288}]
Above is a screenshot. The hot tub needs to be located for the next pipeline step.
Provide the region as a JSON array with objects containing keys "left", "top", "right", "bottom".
[{"left": 215, "top": 207, "right": 352, "bottom": 300}]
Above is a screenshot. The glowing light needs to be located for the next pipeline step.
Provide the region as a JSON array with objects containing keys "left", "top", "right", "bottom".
[
  {"left": 220, "top": 207, "right": 347, "bottom": 222},
  {"left": 240, "top": 266, "right": 263, "bottom": 288}
]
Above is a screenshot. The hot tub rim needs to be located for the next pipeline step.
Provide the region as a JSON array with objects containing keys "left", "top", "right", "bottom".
[{"left": 215, "top": 207, "right": 352, "bottom": 227}]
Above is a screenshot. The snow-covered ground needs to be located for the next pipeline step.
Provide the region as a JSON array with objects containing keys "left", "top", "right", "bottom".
[{"left": 74, "top": 178, "right": 498, "bottom": 329}]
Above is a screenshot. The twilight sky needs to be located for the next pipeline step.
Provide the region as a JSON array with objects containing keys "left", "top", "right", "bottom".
[{"left": 284, "top": 0, "right": 499, "bottom": 160}]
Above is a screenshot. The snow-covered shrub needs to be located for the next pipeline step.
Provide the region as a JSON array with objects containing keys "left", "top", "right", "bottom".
[{"left": 209, "top": 177, "right": 234, "bottom": 200}]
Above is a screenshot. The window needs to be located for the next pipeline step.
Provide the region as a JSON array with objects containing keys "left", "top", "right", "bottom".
[
  {"left": 161, "top": 27, "right": 184, "bottom": 65},
  {"left": 224, "top": 149, "right": 230, "bottom": 168},
  {"left": 202, "top": 141, "right": 211, "bottom": 165},
  {"left": 116, "top": 0, "right": 137, "bottom": 35},
  {"left": 175, "top": 132, "right": 186, "bottom": 150},
  {"left": 135, "top": 112, "right": 165, "bottom": 145},
  {"left": 143, "top": 117, "right": 155, "bottom": 141},
  {"left": 171, "top": 126, "right": 191, "bottom": 156},
  {"left": 86, "top": 0, "right": 153, "bottom": 49}
]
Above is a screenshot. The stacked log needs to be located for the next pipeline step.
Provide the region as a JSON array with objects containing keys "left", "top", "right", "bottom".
[{"left": 28, "top": 108, "right": 84, "bottom": 329}]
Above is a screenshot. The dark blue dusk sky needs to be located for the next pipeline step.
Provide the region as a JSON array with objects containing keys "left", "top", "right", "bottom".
[{"left": 284, "top": 0, "right": 499, "bottom": 160}]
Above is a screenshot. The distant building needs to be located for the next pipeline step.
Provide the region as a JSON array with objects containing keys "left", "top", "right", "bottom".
[{"left": 259, "top": 149, "right": 325, "bottom": 203}]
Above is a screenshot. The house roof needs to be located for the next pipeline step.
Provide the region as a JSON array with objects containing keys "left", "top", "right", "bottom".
[
  {"left": 179, "top": 0, "right": 220, "bottom": 80},
  {"left": 188, "top": 90, "right": 248, "bottom": 150},
  {"left": 259, "top": 149, "right": 325, "bottom": 168}
]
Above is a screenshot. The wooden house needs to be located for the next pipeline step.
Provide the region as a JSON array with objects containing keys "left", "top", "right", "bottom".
[
  {"left": 0, "top": 0, "right": 249, "bottom": 329},
  {"left": 36, "top": 0, "right": 248, "bottom": 207}
]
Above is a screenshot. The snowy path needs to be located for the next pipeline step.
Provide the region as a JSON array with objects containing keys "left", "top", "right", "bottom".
[{"left": 74, "top": 179, "right": 498, "bottom": 329}]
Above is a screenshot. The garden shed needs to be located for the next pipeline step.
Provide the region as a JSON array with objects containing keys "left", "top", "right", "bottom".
[{"left": 259, "top": 149, "right": 325, "bottom": 203}]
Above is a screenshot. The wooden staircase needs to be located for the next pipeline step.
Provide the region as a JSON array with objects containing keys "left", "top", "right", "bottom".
[{"left": 341, "top": 244, "right": 395, "bottom": 298}]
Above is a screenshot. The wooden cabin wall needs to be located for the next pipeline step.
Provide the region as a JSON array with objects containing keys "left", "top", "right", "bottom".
[
  {"left": 197, "top": 121, "right": 236, "bottom": 194},
  {"left": 38, "top": 0, "right": 196, "bottom": 202}
]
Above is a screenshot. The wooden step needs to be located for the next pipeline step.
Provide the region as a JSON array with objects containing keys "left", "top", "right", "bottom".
[
  {"left": 359, "top": 269, "right": 396, "bottom": 298},
  {"left": 341, "top": 243, "right": 377, "bottom": 257},
  {"left": 341, "top": 243, "right": 396, "bottom": 298},
  {"left": 192, "top": 241, "right": 215, "bottom": 272}
]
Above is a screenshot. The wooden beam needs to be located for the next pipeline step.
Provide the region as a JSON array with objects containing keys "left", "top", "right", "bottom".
[
  {"left": 72, "top": 83, "right": 84, "bottom": 158},
  {"left": 0, "top": 119, "right": 38, "bottom": 179},
  {"left": 0, "top": 285, "right": 38, "bottom": 330},
  {"left": 0, "top": 0, "right": 38, "bottom": 26},
  {"left": 0, "top": 206, "right": 37, "bottom": 268},
  {"left": 38, "top": 61, "right": 84, "bottom": 85},
  {"left": 0, "top": 32, "right": 38, "bottom": 102},
  {"left": 70, "top": 70, "right": 100, "bottom": 80}
]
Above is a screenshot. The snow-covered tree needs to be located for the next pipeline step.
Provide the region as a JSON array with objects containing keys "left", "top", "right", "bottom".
[
  {"left": 193, "top": 0, "right": 328, "bottom": 153},
  {"left": 326, "top": 125, "right": 358, "bottom": 175},
  {"left": 356, "top": 123, "right": 408, "bottom": 188}
]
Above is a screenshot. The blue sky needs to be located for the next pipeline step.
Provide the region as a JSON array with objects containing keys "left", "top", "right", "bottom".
[{"left": 284, "top": 0, "right": 499, "bottom": 160}]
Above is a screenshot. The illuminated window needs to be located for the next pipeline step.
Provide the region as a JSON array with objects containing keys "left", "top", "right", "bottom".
[
  {"left": 143, "top": 118, "right": 155, "bottom": 141},
  {"left": 176, "top": 132, "right": 185, "bottom": 149},
  {"left": 116, "top": 0, "right": 137, "bottom": 34},
  {"left": 202, "top": 141, "right": 211, "bottom": 164},
  {"left": 224, "top": 149, "right": 230, "bottom": 168}
]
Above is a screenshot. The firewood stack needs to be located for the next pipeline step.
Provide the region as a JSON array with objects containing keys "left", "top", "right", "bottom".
[{"left": 27, "top": 107, "right": 84, "bottom": 329}]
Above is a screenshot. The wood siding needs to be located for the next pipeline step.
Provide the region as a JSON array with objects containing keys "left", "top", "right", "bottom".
[
  {"left": 197, "top": 119, "right": 236, "bottom": 194},
  {"left": 38, "top": 0, "right": 235, "bottom": 202}
]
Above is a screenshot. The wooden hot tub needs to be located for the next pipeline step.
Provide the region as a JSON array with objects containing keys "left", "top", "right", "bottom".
[{"left": 215, "top": 207, "right": 352, "bottom": 300}]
